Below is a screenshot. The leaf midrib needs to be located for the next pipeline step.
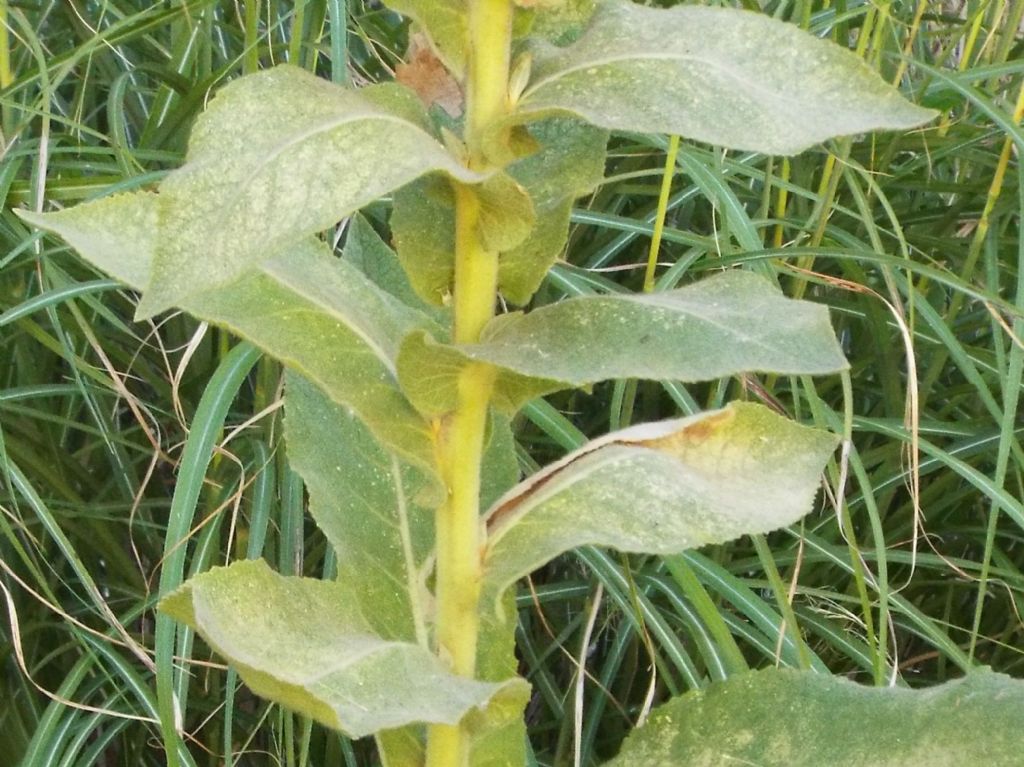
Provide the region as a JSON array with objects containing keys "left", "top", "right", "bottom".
[{"left": 522, "top": 50, "right": 870, "bottom": 118}]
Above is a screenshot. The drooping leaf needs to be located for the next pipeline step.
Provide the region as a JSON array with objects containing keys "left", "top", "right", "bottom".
[
  {"left": 481, "top": 402, "right": 838, "bottom": 604},
  {"left": 285, "top": 374, "right": 523, "bottom": 764},
  {"left": 285, "top": 372, "right": 432, "bottom": 766},
  {"left": 383, "top": 0, "right": 468, "bottom": 77},
  {"left": 159, "top": 559, "right": 527, "bottom": 738},
  {"left": 18, "top": 194, "right": 439, "bottom": 474},
  {"left": 606, "top": 667, "right": 1024, "bottom": 766},
  {"left": 390, "top": 119, "right": 606, "bottom": 306},
  {"left": 284, "top": 372, "right": 434, "bottom": 646},
  {"left": 131, "top": 65, "right": 477, "bottom": 318},
  {"left": 397, "top": 270, "right": 848, "bottom": 417},
  {"left": 514, "top": 0, "right": 936, "bottom": 155}
]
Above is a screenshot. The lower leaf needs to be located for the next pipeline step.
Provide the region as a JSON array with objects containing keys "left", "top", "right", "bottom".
[
  {"left": 159, "top": 559, "right": 528, "bottom": 738},
  {"left": 607, "top": 667, "right": 1024, "bottom": 766}
]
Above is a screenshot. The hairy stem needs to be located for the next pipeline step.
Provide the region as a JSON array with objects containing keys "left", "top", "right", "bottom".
[{"left": 425, "top": 2, "right": 512, "bottom": 765}]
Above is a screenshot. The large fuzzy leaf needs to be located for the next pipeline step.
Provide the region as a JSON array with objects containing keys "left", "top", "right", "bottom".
[
  {"left": 397, "top": 270, "right": 848, "bottom": 417},
  {"left": 159, "top": 560, "right": 527, "bottom": 738},
  {"left": 607, "top": 668, "right": 1024, "bottom": 766},
  {"left": 481, "top": 402, "right": 838, "bottom": 604},
  {"left": 515, "top": 0, "right": 935, "bottom": 154},
  {"left": 124, "top": 66, "right": 476, "bottom": 317},
  {"left": 284, "top": 372, "right": 523, "bottom": 764},
  {"left": 18, "top": 194, "right": 438, "bottom": 474}
]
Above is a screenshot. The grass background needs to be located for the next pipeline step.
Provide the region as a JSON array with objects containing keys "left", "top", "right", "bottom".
[{"left": 1, "top": 0, "right": 1023, "bottom": 765}]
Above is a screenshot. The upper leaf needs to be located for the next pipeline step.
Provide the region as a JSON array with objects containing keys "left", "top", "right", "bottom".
[
  {"left": 397, "top": 270, "right": 848, "bottom": 417},
  {"left": 607, "top": 667, "right": 1024, "bottom": 766},
  {"left": 160, "top": 559, "right": 528, "bottom": 738},
  {"left": 481, "top": 402, "right": 838, "bottom": 604},
  {"left": 498, "top": 118, "right": 607, "bottom": 304},
  {"left": 514, "top": 0, "right": 936, "bottom": 154},
  {"left": 135, "top": 66, "right": 478, "bottom": 318},
  {"left": 391, "top": 118, "right": 606, "bottom": 307},
  {"left": 19, "top": 193, "right": 439, "bottom": 474}
]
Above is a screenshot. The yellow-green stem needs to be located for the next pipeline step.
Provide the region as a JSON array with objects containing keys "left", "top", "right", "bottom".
[
  {"left": 0, "top": 1, "right": 12, "bottom": 136},
  {"left": 243, "top": 0, "right": 261, "bottom": 74},
  {"left": 0, "top": 2, "right": 12, "bottom": 90},
  {"left": 465, "top": 0, "right": 513, "bottom": 168},
  {"left": 426, "top": 3, "right": 511, "bottom": 765},
  {"left": 643, "top": 135, "right": 680, "bottom": 293}
]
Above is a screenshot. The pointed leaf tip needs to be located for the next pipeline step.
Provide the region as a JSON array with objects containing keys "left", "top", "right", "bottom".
[{"left": 15, "top": 193, "right": 158, "bottom": 291}]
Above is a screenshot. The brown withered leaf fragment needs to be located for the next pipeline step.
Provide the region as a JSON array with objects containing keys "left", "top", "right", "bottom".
[{"left": 396, "top": 34, "right": 464, "bottom": 118}]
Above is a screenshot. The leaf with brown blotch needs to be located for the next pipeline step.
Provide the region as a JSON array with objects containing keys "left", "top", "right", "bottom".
[{"left": 480, "top": 402, "right": 839, "bottom": 608}]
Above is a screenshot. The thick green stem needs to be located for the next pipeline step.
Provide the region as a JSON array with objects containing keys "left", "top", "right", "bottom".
[
  {"left": 425, "top": 3, "right": 512, "bottom": 766},
  {"left": 465, "top": 0, "right": 513, "bottom": 169}
]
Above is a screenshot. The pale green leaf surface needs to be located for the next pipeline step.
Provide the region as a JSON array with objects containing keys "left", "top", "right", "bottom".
[
  {"left": 499, "top": 118, "right": 607, "bottom": 304},
  {"left": 382, "top": 0, "right": 468, "bottom": 77},
  {"left": 472, "top": 590, "right": 528, "bottom": 767},
  {"left": 189, "top": 247, "right": 440, "bottom": 473},
  {"left": 20, "top": 193, "right": 438, "bottom": 473},
  {"left": 516, "top": 0, "right": 936, "bottom": 154},
  {"left": 285, "top": 372, "right": 435, "bottom": 766},
  {"left": 481, "top": 412, "right": 521, "bottom": 511},
  {"left": 499, "top": 197, "right": 575, "bottom": 305},
  {"left": 17, "top": 193, "right": 155, "bottom": 290},
  {"left": 137, "top": 65, "right": 478, "bottom": 318},
  {"left": 391, "top": 176, "right": 457, "bottom": 306},
  {"left": 607, "top": 668, "right": 1024, "bottom": 767},
  {"left": 523, "top": 0, "right": 597, "bottom": 44},
  {"left": 390, "top": 119, "right": 606, "bottom": 306},
  {"left": 398, "top": 270, "right": 848, "bottom": 416},
  {"left": 343, "top": 214, "right": 449, "bottom": 326},
  {"left": 284, "top": 372, "right": 434, "bottom": 646},
  {"left": 398, "top": 329, "right": 560, "bottom": 416},
  {"left": 476, "top": 173, "right": 536, "bottom": 253},
  {"left": 159, "top": 559, "right": 526, "bottom": 738},
  {"left": 481, "top": 403, "right": 838, "bottom": 603}
]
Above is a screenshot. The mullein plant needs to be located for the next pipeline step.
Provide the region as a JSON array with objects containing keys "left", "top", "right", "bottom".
[{"left": 20, "top": 1, "right": 1024, "bottom": 765}]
